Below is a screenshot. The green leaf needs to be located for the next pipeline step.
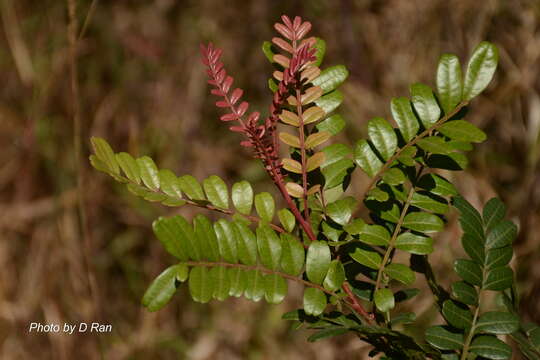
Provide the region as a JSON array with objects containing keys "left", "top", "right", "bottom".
[
  {"left": 244, "top": 270, "right": 265, "bottom": 302},
  {"left": 411, "top": 192, "right": 449, "bottom": 214},
  {"left": 323, "top": 260, "right": 345, "bottom": 292},
  {"left": 159, "top": 169, "right": 182, "bottom": 199},
  {"left": 425, "top": 326, "right": 464, "bottom": 350},
  {"left": 477, "top": 312, "right": 519, "bottom": 335},
  {"left": 315, "top": 90, "right": 343, "bottom": 115},
  {"left": 368, "top": 117, "right": 398, "bottom": 161},
  {"left": 385, "top": 263, "right": 416, "bottom": 285},
  {"left": 354, "top": 140, "right": 383, "bottom": 177},
  {"left": 395, "top": 233, "right": 434, "bottom": 255},
  {"left": 451, "top": 281, "right": 478, "bottom": 305},
  {"left": 213, "top": 219, "right": 238, "bottom": 263},
  {"left": 303, "top": 288, "right": 327, "bottom": 316},
  {"left": 463, "top": 42, "right": 499, "bottom": 101},
  {"left": 390, "top": 312, "right": 417, "bottom": 326},
  {"left": 91, "top": 137, "right": 120, "bottom": 175},
  {"left": 438, "top": 120, "right": 487, "bottom": 143},
  {"left": 264, "top": 273, "right": 287, "bottom": 304},
  {"left": 350, "top": 248, "right": 382, "bottom": 270},
  {"left": 313, "top": 38, "right": 326, "bottom": 67},
  {"left": 255, "top": 192, "right": 275, "bottom": 222},
  {"left": 210, "top": 266, "right": 230, "bottom": 301},
  {"left": 454, "top": 259, "right": 483, "bottom": 286},
  {"left": 280, "top": 233, "right": 305, "bottom": 276},
  {"left": 316, "top": 114, "right": 346, "bottom": 136},
  {"left": 306, "top": 241, "right": 331, "bottom": 284},
  {"left": 411, "top": 83, "right": 441, "bottom": 127},
  {"left": 233, "top": 221, "right": 258, "bottom": 266},
  {"left": 469, "top": 335, "right": 512, "bottom": 359},
  {"left": 397, "top": 146, "right": 417, "bottom": 166},
  {"left": 483, "top": 266, "right": 513, "bottom": 291},
  {"left": 278, "top": 209, "right": 296, "bottom": 233},
  {"left": 178, "top": 175, "right": 205, "bottom": 201},
  {"left": 442, "top": 300, "right": 473, "bottom": 329},
  {"left": 194, "top": 215, "right": 220, "bottom": 262},
  {"left": 343, "top": 218, "right": 365, "bottom": 235},
  {"left": 485, "top": 220, "right": 517, "bottom": 249},
  {"left": 153, "top": 216, "right": 197, "bottom": 261},
  {"left": 462, "top": 233, "right": 485, "bottom": 263},
  {"left": 308, "top": 328, "right": 349, "bottom": 342},
  {"left": 359, "top": 224, "right": 390, "bottom": 246},
  {"left": 374, "top": 288, "right": 395, "bottom": 312},
  {"left": 453, "top": 196, "right": 484, "bottom": 243},
  {"left": 203, "top": 175, "right": 229, "bottom": 209},
  {"left": 142, "top": 264, "right": 186, "bottom": 311},
  {"left": 485, "top": 246, "right": 513, "bottom": 270},
  {"left": 321, "top": 143, "right": 351, "bottom": 168},
  {"left": 322, "top": 158, "right": 354, "bottom": 189},
  {"left": 417, "top": 173, "right": 457, "bottom": 197},
  {"left": 436, "top": 54, "right": 463, "bottom": 115},
  {"left": 417, "top": 136, "right": 453, "bottom": 155},
  {"left": 312, "top": 65, "right": 349, "bottom": 94},
  {"left": 382, "top": 168, "right": 406, "bottom": 185},
  {"left": 116, "top": 152, "right": 141, "bottom": 184},
  {"left": 483, "top": 198, "right": 506, "bottom": 233},
  {"left": 137, "top": 156, "right": 160, "bottom": 191},
  {"left": 391, "top": 97, "right": 419, "bottom": 142},
  {"left": 256, "top": 224, "right": 282, "bottom": 270},
  {"left": 232, "top": 181, "right": 253, "bottom": 215},
  {"left": 188, "top": 267, "right": 213, "bottom": 303},
  {"left": 402, "top": 212, "right": 444, "bottom": 233},
  {"left": 326, "top": 197, "right": 357, "bottom": 225},
  {"left": 228, "top": 268, "right": 247, "bottom": 297},
  {"left": 261, "top": 41, "right": 275, "bottom": 63}
]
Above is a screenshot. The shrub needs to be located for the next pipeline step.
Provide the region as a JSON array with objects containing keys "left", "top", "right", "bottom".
[{"left": 90, "top": 15, "right": 540, "bottom": 359}]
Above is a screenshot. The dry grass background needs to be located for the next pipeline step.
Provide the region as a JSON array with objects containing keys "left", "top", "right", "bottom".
[{"left": 0, "top": 0, "right": 539, "bottom": 359}]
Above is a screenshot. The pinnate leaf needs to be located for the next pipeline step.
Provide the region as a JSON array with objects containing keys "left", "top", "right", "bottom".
[
  {"left": 368, "top": 117, "right": 397, "bottom": 161},
  {"left": 142, "top": 264, "right": 187, "bottom": 311},
  {"left": 425, "top": 326, "right": 464, "bottom": 350},
  {"left": 469, "top": 335, "right": 512, "bottom": 359},
  {"left": 402, "top": 212, "right": 444, "bottom": 233},
  {"left": 438, "top": 120, "right": 487, "bottom": 143},
  {"left": 476, "top": 312, "right": 520, "bottom": 335},
  {"left": 232, "top": 181, "right": 253, "bottom": 215},
  {"left": 411, "top": 83, "right": 440, "bottom": 127},
  {"left": 374, "top": 288, "right": 395, "bottom": 312},
  {"left": 436, "top": 54, "right": 463, "bottom": 115},
  {"left": 350, "top": 248, "right": 382, "bottom": 270},
  {"left": 203, "top": 175, "right": 229, "bottom": 209},
  {"left": 256, "top": 224, "right": 282, "bottom": 271},
  {"left": 463, "top": 42, "right": 498, "bottom": 101},
  {"left": 385, "top": 263, "right": 416, "bottom": 285},
  {"left": 303, "top": 288, "right": 327, "bottom": 316},
  {"left": 391, "top": 97, "right": 419, "bottom": 142},
  {"left": 306, "top": 241, "right": 331, "bottom": 284},
  {"left": 395, "top": 233, "right": 434, "bottom": 255},
  {"left": 323, "top": 260, "right": 345, "bottom": 292},
  {"left": 280, "top": 233, "right": 305, "bottom": 276},
  {"left": 137, "top": 156, "right": 160, "bottom": 191},
  {"left": 305, "top": 131, "right": 331, "bottom": 149},
  {"left": 255, "top": 192, "right": 275, "bottom": 222},
  {"left": 312, "top": 65, "right": 349, "bottom": 94},
  {"left": 354, "top": 140, "right": 383, "bottom": 177}
]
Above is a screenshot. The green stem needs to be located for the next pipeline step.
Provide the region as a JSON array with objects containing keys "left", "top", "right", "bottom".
[{"left": 374, "top": 186, "right": 416, "bottom": 294}]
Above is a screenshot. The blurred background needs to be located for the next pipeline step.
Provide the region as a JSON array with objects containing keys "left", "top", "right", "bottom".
[{"left": 1, "top": 0, "right": 539, "bottom": 359}]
